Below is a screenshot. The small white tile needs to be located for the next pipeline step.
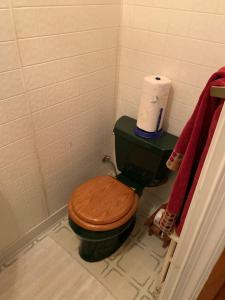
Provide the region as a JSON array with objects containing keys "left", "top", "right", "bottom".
[
  {"left": 14, "top": 6, "right": 120, "bottom": 38},
  {"left": 148, "top": 31, "right": 166, "bottom": 55},
  {"left": 217, "top": 0, "right": 225, "bottom": 15},
  {"left": 2, "top": 186, "right": 47, "bottom": 234},
  {"left": 133, "top": 6, "right": 151, "bottom": 30},
  {"left": 32, "top": 84, "right": 111, "bottom": 131},
  {"left": 0, "top": 197, "right": 21, "bottom": 250},
  {"left": 0, "top": 116, "right": 33, "bottom": 147},
  {"left": 45, "top": 159, "right": 102, "bottom": 213},
  {"left": 0, "top": 42, "right": 20, "bottom": 72},
  {"left": 45, "top": 175, "right": 76, "bottom": 213},
  {"left": 28, "top": 78, "right": 79, "bottom": 112},
  {"left": 167, "top": 10, "right": 191, "bottom": 36},
  {"left": 0, "top": 9, "right": 14, "bottom": 41},
  {"left": 118, "top": 83, "right": 141, "bottom": 107},
  {"left": 13, "top": 0, "right": 120, "bottom": 6},
  {"left": 23, "top": 49, "right": 117, "bottom": 90},
  {"left": 35, "top": 118, "right": 74, "bottom": 149},
  {"left": 137, "top": 0, "right": 170, "bottom": 8},
  {"left": 172, "top": 80, "right": 200, "bottom": 107},
  {"left": 32, "top": 98, "right": 77, "bottom": 131},
  {"left": 120, "top": 27, "right": 143, "bottom": 49},
  {"left": 169, "top": 0, "right": 192, "bottom": 11},
  {"left": 122, "top": 28, "right": 166, "bottom": 56},
  {"left": 210, "top": 43, "right": 225, "bottom": 68},
  {"left": 187, "top": 12, "right": 214, "bottom": 40},
  {"left": 164, "top": 35, "right": 185, "bottom": 60},
  {"left": 0, "top": 70, "right": 24, "bottom": 100},
  {"left": 0, "top": 153, "right": 38, "bottom": 183},
  {"left": 188, "top": 0, "right": 217, "bottom": 13},
  {"left": 117, "top": 97, "right": 138, "bottom": 119},
  {"left": 119, "top": 65, "right": 146, "bottom": 89},
  {"left": 161, "top": 57, "right": 181, "bottom": 81},
  {"left": 0, "top": 137, "right": 35, "bottom": 169},
  {"left": 0, "top": 0, "right": 9, "bottom": 8},
  {"left": 121, "top": 4, "right": 134, "bottom": 27},
  {"left": 211, "top": 15, "right": 225, "bottom": 44},
  {"left": 165, "top": 116, "right": 184, "bottom": 136},
  {"left": 0, "top": 155, "right": 48, "bottom": 234},
  {"left": 149, "top": 7, "right": 169, "bottom": 33},
  {"left": 34, "top": 86, "right": 113, "bottom": 147},
  {"left": 170, "top": 0, "right": 216, "bottom": 13},
  {"left": 167, "top": 99, "right": 193, "bottom": 122},
  {"left": 123, "top": 0, "right": 135, "bottom": 4},
  {"left": 0, "top": 94, "right": 30, "bottom": 124},
  {"left": 120, "top": 48, "right": 164, "bottom": 74},
  {"left": 78, "top": 67, "right": 115, "bottom": 94},
  {"left": 19, "top": 28, "right": 118, "bottom": 66},
  {"left": 178, "top": 62, "right": 215, "bottom": 88}
]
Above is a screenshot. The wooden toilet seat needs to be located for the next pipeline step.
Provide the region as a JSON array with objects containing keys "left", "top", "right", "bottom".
[{"left": 68, "top": 176, "right": 138, "bottom": 231}]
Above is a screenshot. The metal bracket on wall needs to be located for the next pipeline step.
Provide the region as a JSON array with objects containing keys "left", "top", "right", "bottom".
[{"left": 210, "top": 86, "right": 225, "bottom": 99}]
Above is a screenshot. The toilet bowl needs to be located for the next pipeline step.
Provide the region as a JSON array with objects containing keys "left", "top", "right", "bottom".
[
  {"left": 68, "top": 175, "right": 138, "bottom": 262},
  {"left": 68, "top": 116, "right": 177, "bottom": 262}
]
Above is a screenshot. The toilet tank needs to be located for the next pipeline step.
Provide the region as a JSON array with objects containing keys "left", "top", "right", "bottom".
[{"left": 113, "top": 116, "right": 177, "bottom": 188}]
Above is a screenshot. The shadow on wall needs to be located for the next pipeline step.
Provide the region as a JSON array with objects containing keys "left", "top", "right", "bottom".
[
  {"left": 163, "top": 86, "right": 175, "bottom": 134},
  {"left": 0, "top": 192, "right": 20, "bottom": 300},
  {"left": 0, "top": 256, "right": 20, "bottom": 300},
  {"left": 0, "top": 192, "right": 20, "bottom": 254}
]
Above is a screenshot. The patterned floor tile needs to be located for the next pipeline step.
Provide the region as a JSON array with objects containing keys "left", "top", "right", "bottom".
[
  {"left": 0, "top": 186, "right": 169, "bottom": 300},
  {"left": 0, "top": 237, "right": 115, "bottom": 300},
  {"left": 104, "top": 268, "right": 140, "bottom": 300},
  {"left": 46, "top": 209, "right": 166, "bottom": 300},
  {"left": 116, "top": 243, "right": 160, "bottom": 285},
  {"left": 136, "top": 231, "right": 167, "bottom": 259}
]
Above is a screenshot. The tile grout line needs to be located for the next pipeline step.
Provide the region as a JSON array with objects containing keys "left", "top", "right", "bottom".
[
  {"left": 0, "top": 83, "right": 114, "bottom": 170},
  {"left": 0, "top": 46, "right": 117, "bottom": 74},
  {"left": 8, "top": 0, "right": 50, "bottom": 216},
  {"left": 0, "top": 46, "right": 116, "bottom": 75},
  {"left": 122, "top": 25, "right": 225, "bottom": 47},
  {"left": 119, "top": 62, "right": 214, "bottom": 87},
  {"left": 13, "top": 3, "right": 121, "bottom": 9},
  {"left": 113, "top": 0, "right": 124, "bottom": 124},
  {"left": 0, "top": 77, "right": 115, "bottom": 125},
  {"left": 0, "top": 65, "right": 115, "bottom": 102},
  {"left": 0, "top": 82, "right": 114, "bottom": 130},
  {"left": 9, "top": 3, "right": 225, "bottom": 16},
  {"left": 20, "top": 47, "right": 117, "bottom": 69},
  {"left": 18, "top": 25, "right": 120, "bottom": 40},
  {"left": 0, "top": 25, "right": 119, "bottom": 43},
  {"left": 121, "top": 3, "right": 225, "bottom": 17}
]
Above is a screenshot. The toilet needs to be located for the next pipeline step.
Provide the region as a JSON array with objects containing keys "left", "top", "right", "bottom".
[{"left": 68, "top": 116, "right": 177, "bottom": 262}]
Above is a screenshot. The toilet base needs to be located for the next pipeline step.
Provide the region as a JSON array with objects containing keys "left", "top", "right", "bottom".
[{"left": 68, "top": 217, "right": 135, "bottom": 262}]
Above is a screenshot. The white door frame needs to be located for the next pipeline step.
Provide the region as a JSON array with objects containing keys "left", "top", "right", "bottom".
[{"left": 160, "top": 105, "right": 225, "bottom": 300}]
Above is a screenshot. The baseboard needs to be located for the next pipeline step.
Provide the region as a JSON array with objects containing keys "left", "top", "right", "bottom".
[{"left": 0, "top": 205, "right": 67, "bottom": 266}]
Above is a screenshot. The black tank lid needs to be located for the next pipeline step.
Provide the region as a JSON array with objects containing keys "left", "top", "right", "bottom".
[{"left": 113, "top": 116, "right": 177, "bottom": 155}]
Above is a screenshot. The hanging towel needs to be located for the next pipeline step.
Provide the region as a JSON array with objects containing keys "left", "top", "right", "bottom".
[{"left": 159, "top": 67, "right": 225, "bottom": 236}]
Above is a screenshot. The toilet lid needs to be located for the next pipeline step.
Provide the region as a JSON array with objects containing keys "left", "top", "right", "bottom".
[{"left": 69, "top": 176, "right": 136, "bottom": 226}]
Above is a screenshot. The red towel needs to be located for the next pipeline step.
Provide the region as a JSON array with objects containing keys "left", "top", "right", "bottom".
[{"left": 160, "top": 67, "right": 225, "bottom": 236}]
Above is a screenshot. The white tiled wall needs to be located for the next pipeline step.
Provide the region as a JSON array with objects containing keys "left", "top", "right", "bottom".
[
  {"left": 117, "top": 0, "right": 225, "bottom": 136},
  {"left": 1, "top": 0, "right": 225, "bottom": 255},
  {"left": 0, "top": 0, "right": 119, "bottom": 252}
]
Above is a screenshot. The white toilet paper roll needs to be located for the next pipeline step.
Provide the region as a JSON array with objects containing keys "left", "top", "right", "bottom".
[{"left": 137, "top": 75, "right": 171, "bottom": 133}]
